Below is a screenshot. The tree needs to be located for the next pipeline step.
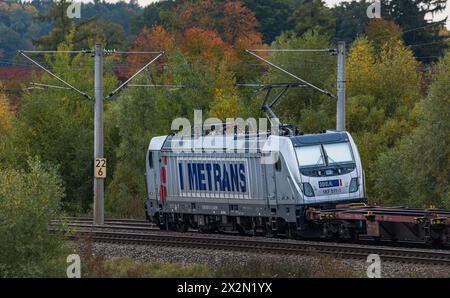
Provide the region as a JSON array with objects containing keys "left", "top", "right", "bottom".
[
  {"left": 126, "top": 25, "right": 175, "bottom": 77},
  {"left": 290, "top": 0, "right": 336, "bottom": 38},
  {"left": 34, "top": 0, "right": 127, "bottom": 51},
  {"left": 73, "top": 19, "right": 126, "bottom": 51},
  {"left": 172, "top": 0, "right": 220, "bottom": 32},
  {"left": 34, "top": 0, "right": 74, "bottom": 50},
  {"left": 221, "top": 1, "right": 260, "bottom": 44},
  {"left": 80, "top": 0, "right": 141, "bottom": 35},
  {"left": 131, "top": 0, "right": 177, "bottom": 34},
  {"left": 2, "top": 33, "right": 119, "bottom": 212},
  {"left": 0, "top": 85, "right": 13, "bottom": 135},
  {"left": 373, "top": 50, "right": 450, "bottom": 208},
  {"left": 345, "top": 35, "right": 421, "bottom": 198},
  {"left": 262, "top": 31, "right": 336, "bottom": 132},
  {"left": 0, "top": 1, "right": 51, "bottom": 59},
  {"left": 241, "top": 0, "right": 301, "bottom": 44},
  {"left": 380, "top": 0, "right": 448, "bottom": 63},
  {"left": 106, "top": 51, "right": 216, "bottom": 217},
  {"left": 0, "top": 158, "right": 68, "bottom": 277},
  {"left": 178, "top": 27, "right": 235, "bottom": 69},
  {"left": 346, "top": 35, "right": 420, "bottom": 115},
  {"left": 333, "top": 0, "right": 370, "bottom": 44},
  {"left": 209, "top": 61, "right": 244, "bottom": 119},
  {"left": 346, "top": 37, "right": 379, "bottom": 98},
  {"left": 376, "top": 39, "right": 421, "bottom": 112},
  {"left": 169, "top": 0, "right": 263, "bottom": 48},
  {"left": 365, "top": 18, "right": 402, "bottom": 53}
]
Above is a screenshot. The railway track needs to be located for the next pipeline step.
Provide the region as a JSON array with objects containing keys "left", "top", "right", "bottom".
[{"left": 49, "top": 218, "right": 450, "bottom": 265}]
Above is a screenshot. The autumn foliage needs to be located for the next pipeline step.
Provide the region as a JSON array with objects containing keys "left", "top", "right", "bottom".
[
  {"left": 178, "top": 28, "right": 235, "bottom": 66},
  {"left": 125, "top": 25, "right": 175, "bottom": 77},
  {"left": 173, "top": 0, "right": 263, "bottom": 48},
  {"left": 0, "top": 87, "right": 13, "bottom": 134},
  {"left": 365, "top": 19, "right": 403, "bottom": 52}
]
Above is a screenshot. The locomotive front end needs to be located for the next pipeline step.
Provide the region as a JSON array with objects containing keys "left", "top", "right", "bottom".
[{"left": 291, "top": 131, "right": 366, "bottom": 205}]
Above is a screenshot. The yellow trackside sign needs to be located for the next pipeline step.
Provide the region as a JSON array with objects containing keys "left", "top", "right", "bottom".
[{"left": 94, "top": 158, "right": 106, "bottom": 179}]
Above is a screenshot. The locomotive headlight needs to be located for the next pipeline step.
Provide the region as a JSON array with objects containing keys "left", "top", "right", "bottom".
[
  {"left": 302, "top": 183, "right": 315, "bottom": 197},
  {"left": 349, "top": 178, "right": 359, "bottom": 193}
]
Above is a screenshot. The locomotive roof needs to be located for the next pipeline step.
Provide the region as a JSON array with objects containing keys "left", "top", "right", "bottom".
[
  {"left": 290, "top": 132, "right": 349, "bottom": 146},
  {"left": 160, "top": 133, "right": 268, "bottom": 151},
  {"left": 149, "top": 131, "right": 350, "bottom": 152}
]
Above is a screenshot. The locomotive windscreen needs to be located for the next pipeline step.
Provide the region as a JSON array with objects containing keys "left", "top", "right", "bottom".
[{"left": 294, "top": 141, "right": 354, "bottom": 168}]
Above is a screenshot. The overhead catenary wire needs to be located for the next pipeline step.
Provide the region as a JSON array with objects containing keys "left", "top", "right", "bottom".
[
  {"left": 245, "top": 49, "right": 336, "bottom": 99},
  {"left": 29, "top": 82, "right": 71, "bottom": 90},
  {"left": 128, "top": 84, "right": 185, "bottom": 88},
  {"left": 19, "top": 50, "right": 89, "bottom": 53},
  {"left": 18, "top": 50, "right": 93, "bottom": 100},
  {"left": 105, "top": 51, "right": 164, "bottom": 99},
  {"left": 248, "top": 48, "right": 336, "bottom": 53},
  {"left": 112, "top": 51, "right": 163, "bottom": 54},
  {"left": 364, "top": 19, "right": 447, "bottom": 41}
]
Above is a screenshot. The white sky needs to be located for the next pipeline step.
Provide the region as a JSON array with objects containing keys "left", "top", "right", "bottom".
[
  {"left": 79, "top": 0, "right": 450, "bottom": 28},
  {"left": 324, "top": 0, "right": 449, "bottom": 27}
]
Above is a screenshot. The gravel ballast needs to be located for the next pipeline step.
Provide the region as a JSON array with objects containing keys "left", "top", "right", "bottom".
[{"left": 75, "top": 241, "right": 450, "bottom": 278}]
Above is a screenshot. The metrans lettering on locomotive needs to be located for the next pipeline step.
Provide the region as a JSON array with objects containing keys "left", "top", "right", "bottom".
[{"left": 177, "top": 158, "right": 248, "bottom": 196}]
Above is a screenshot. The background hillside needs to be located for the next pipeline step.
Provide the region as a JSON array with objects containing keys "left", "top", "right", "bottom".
[{"left": 0, "top": 0, "right": 449, "bottom": 216}]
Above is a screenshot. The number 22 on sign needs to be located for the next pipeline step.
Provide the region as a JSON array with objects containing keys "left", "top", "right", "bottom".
[{"left": 94, "top": 158, "right": 106, "bottom": 179}]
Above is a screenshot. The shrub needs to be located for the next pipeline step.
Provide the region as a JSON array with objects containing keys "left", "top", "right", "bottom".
[{"left": 0, "top": 158, "right": 69, "bottom": 277}]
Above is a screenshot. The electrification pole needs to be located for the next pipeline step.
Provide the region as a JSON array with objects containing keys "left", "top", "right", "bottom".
[
  {"left": 93, "top": 44, "right": 104, "bottom": 225},
  {"left": 19, "top": 47, "right": 183, "bottom": 225},
  {"left": 336, "top": 41, "right": 346, "bottom": 132}
]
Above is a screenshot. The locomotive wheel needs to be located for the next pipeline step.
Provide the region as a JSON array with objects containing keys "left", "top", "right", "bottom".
[
  {"left": 236, "top": 224, "right": 245, "bottom": 236},
  {"left": 176, "top": 222, "right": 188, "bottom": 233}
]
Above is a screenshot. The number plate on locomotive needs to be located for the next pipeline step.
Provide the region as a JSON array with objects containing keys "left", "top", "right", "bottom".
[{"left": 319, "top": 179, "right": 341, "bottom": 188}]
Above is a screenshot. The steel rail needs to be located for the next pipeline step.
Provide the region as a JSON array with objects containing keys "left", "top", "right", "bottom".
[{"left": 50, "top": 222, "right": 450, "bottom": 265}]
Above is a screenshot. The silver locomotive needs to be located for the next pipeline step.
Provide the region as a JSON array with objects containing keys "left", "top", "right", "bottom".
[{"left": 144, "top": 129, "right": 366, "bottom": 237}]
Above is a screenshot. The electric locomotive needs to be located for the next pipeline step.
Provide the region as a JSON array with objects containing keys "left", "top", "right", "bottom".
[{"left": 144, "top": 128, "right": 366, "bottom": 237}]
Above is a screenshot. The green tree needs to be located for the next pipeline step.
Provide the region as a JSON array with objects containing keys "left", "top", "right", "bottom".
[
  {"left": 381, "top": 0, "right": 448, "bottom": 63},
  {"left": 241, "top": 0, "right": 299, "bottom": 44},
  {"left": 346, "top": 37, "right": 379, "bottom": 98},
  {"left": 0, "top": 0, "right": 51, "bottom": 59},
  {"left": 0, "top": 158, "right": 68, "bottom": 277},
  {"left": 290, "top": 0, "right": 335, "bottom": 38},
  {"left": 333, "top": 0, "right": 370, "bottom": 44},
  {"left": 365, "top": 18, "right": 403, "bottom": 54},
  {"left": 209, "top": 61, "right": 245, "bottom": 119},
  {"left": 34, "top": 0, "right": 127, "bottom": 51},
  {"left": 373, "top": 51, "right": 450, "bottom": 208},
  {"left": 131, "top": 0, "right": 177, "bottom": 34},
  {"left": 72, "top": 19, "right": 126, "bottom": 50},
  {"left": 261, "top": 31, "right": 336, "bottom": 132},
  {"left": 347, "top": 34, "right": 420, "bottom": 114},
  {"left": 106, "top": 51, "right": 216, "bottom": 217},
  {"left": 34, "top": 0, "right": 74, "bottom": 50},
  {"left": 346, "top": 35, "right": 421, "bottom": 199},
  {"left": 2, "top": 33, "right": 119, "bottom": 212}
]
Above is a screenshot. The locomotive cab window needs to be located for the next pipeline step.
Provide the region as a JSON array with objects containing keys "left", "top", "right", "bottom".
[
  {"left": 295, "top": 145, "right": 325, "bottom": 167},
  {"left": 295, "top": 142, "right": 355, "bottom": 168},
  {"left": 148, "top": 151, "right": 154, "bottom": 169},
  {"left": 275, "top": 158, "right": 282, "bottom": 171},
  {"left": 322, "top": 142, "right": 354, "bottom": 165}
]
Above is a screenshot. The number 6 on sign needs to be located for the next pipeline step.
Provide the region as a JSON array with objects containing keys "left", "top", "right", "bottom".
[{"left": 94, "top": 158, "right": 106, "bottom": 179}]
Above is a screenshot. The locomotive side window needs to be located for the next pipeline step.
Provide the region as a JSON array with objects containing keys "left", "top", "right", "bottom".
[
  {"left": 275, "top": 158, "right": 282, "bottom": 171},
  {"left": 148, "top": 151, "right": 154, "bottom": 169}
]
